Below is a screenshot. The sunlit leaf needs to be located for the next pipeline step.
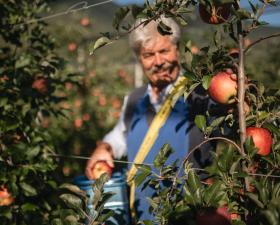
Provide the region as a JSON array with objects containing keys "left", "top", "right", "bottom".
[
  {"left": 89, "top": 37, "right": 112, "bottom": 55},
  {"left": 195, "top": 115, "right": 207, "bottom": 132}
]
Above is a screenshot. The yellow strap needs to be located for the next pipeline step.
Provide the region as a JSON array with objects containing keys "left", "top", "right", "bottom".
[{"left": 127, "top": 76, "right": 188, "bottom": 219}]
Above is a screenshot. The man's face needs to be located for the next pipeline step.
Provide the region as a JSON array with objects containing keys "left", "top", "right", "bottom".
[{"left": 139, "top": 34, "right": 180, "bottom": 88}]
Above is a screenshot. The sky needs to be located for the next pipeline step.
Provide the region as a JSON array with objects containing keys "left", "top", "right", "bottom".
[{"left": 114, "top": 0, "right": 280, "bottom": 27}]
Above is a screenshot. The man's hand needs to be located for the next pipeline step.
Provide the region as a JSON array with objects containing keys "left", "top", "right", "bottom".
[{"left": 85, "top": 142, "right": 114, "bottom": 180}]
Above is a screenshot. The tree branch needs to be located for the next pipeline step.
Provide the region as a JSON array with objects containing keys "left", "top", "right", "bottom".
[
  {"left": 237, "top": 34, "right": 246, "bottom": 155},
  {"left": 244, "top": 33, "right": 280, "bottom": 54}
]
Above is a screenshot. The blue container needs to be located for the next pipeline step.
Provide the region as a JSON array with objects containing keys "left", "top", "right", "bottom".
[{"left": 74, "top": 172, "right": 130, "bottom": 225}]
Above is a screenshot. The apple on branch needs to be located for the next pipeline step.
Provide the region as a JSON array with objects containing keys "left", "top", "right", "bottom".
[
  {"left": 246, "top": 127, "right": 273, "bottom": 156},
  {"left": 91, "top": 160, "right": 113, "bottom": 180},
  {"left": 208, "top": 71, "right": 237, "bottom": 104},
  {"left": 196, "top": 206, "right": 232, "bottom": 225},
  {"left": 0, "top": 186, "right": 14, "bottom": 206},
  {"left": 32, "top": 76, "right": 50, "bottom": 95},
  {"left": 199, "top": 2, "right": 231, "bottom": 25}
]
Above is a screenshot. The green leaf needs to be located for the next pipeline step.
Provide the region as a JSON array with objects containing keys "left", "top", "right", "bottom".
[
  {"left": 142, "top": 220, "right": 154, "bottom": 225},
  {"left": 263, "top": 123, "right": 280, "bottom": 136},
  {"left": 157, "top": 21, "right": 172, "bottom": 35},
  {"left": 262, "top": 209, "right": 279, "bottom": 225},
  {"left": 205, "top": 116, "right": 225, "bottom": 135},
  {"left": 175, "top": 15, "right": 188, "bottom": 26},
  {"left": 257, "top": 111, "right": 269, "bottom": 121},
  {"left": 135, "top": 171, "right": 151, "bottom": 187},
  {"left": 183, "top": 185, "right": 197, "bottom": 205},
  {"left": 272, "top": 183, "right": 280, "bottom": 199},
  {"left": 25, "top": 146, "right": 40, "bottom": 159},
  {"left": 187, "top": 169, "right": 202, "bottom": 192},
  {"left": 60, "top": 193, "right": 83, "bottom": 210},
  {"left": 20, "top": 182, "right": 37, "bottom": 196},
  {"left": 64, "top": 215, "right": 80, "bottom": 223},
  {"left": 89, "top": 37, "right": 112, "bottom": 55},
  {"left": 232, "top": 220, "right": 247, "bottom": 225},
  {"left": 195, "top": 115, "right": 207, "bottom": 132},
  {"left": 248, "top": 0, "right": 257, "bottom": 14},
  {"left": 183, "top": 82, "right": 200, "bottom": 101},
  {"left": 98, "top": 209, "right": 115, "bottom": 223},
  {"left": 51, "top": 218, "right": 63, "bottom": 225},
  {"left": 176, "top": 7, "right": 193, "bottom": 14},
  {"left": 184, "top": 51, "right": 193, "bottom": 71},
  {"left": 234, "top": 8, "right": 251, "bottom": 20},
  {"left": 15, "top": 55, "right": 31, "bottom": 68},
  {"left": 146, "top": 197, "right": 158, "bottom": 210},
  {"left": 246, "top": 193, "right": 264, "bottom": 208},
  {"left": 59, "top": 183, "right": 87, "bottom": 198},
  {"left": 202, "top": 75, "right": 211, "bottom": 90},
  {"left": 112, "top": 7, "right": 130, "bottom": 31},
  {"left": 204, "top": 180, "right": 223, "bottom": 205},
  {"left": 244, "top": 136, "right": 258, "bottom": 157},
  {"left": 21, "top": 203, "right": 38, "bottom": 212},
  {"left": 0, "top": 97, "right": 8, "bottom": 107},
  {"left": 153, "top": 144, "right": 174, "bottom": 169}
]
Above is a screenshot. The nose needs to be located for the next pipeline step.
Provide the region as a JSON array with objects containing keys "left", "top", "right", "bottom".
[{"left": 154, "top": 53, "right": 164, "bottom": 67}]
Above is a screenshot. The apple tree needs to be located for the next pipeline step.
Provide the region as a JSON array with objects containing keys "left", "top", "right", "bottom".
[
  {"left": 0, "top": 1, "right": 115, "bottom": 225},
  {"left": 91, "top": 0, "right": 280, "bottom": 224}
]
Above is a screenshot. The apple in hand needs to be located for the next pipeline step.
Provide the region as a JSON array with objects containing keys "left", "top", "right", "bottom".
[
  {"left": 196, "top": 206, "right": 231, "bottom": 225},
  {"left": 208, "top": 71, "right": 237, "bottom": 104},
  {"left": 246, "top": 127, "right": 272, "bottom": 156},
  {"left": 92, "top": 161, "right": 113, "bottom": 180},
  {"left": 199, "top": 3, "right": 231, "bottom": 25},
  {"left": 0, "top": 186, "right": 14, "bottom": 206}
]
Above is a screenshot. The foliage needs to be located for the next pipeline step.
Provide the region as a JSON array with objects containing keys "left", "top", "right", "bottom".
[{"left": 0, "top": 1, "right": 115, "bottom": 224}]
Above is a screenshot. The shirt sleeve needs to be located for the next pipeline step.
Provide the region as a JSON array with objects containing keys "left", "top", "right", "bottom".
[{"left": 102, "top": 96, "right": 128, "bottom": 159}]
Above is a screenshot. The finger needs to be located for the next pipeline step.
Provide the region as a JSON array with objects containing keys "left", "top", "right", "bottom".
[
  {"left": 106, "top": 158, "right": 114, "bottom": 168},
  {"left": 85, "top": 159, "right": 96, "bottom": 180},
  {"left": 85, "top": 166, "right": 94, "bottom": 180}
]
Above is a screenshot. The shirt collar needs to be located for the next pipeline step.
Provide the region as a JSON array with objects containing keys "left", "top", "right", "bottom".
[{"left": 146, "top": 72, "right": 182, "bottom": 112}]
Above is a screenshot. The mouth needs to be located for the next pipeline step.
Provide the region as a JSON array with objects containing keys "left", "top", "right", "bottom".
[{"left": 154, "top": 68, "right": 171, "bottom": 77}]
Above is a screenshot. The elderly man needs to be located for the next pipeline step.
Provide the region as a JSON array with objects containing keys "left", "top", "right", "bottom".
[{"left": 86, "top": 16, "right": 213, "bottom": 222}]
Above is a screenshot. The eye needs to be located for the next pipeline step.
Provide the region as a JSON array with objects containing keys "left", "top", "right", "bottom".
[
  {"left": 142, "top": 52, "right": 154, "bottom": 59},
  {"left": 159, "top": 49, "right": 170, "bottom": 54}
]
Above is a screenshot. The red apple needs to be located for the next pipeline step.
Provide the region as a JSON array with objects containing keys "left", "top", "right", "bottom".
[
  {"left": 197, "top": 206, "right": 232, "bottom": 225},
  {"left": 246, "top": 127, "right": 272, "bottom": 156},
  {"left": 68, "top": 42, "right": 77, "bottom": 52},
  {"left": 32, "top": 77, "right": 49, "bottom": 95},
  {"left": 191, "top": 45, "right": 199, "bottom": 54},
  {"left": 230, "top": 213, "right": 240, "bottom": 220},
  {"left": 208, "top": 71, "right": 237, "bottom": 104},
  {"left": 0, "top": 186, "right": 14, "bottom": 206},
  {"left": 202, "top": 177, "right": 214, "bottom": 185},
  {"left": 80, "top": 17, "right": 90, "bottom": 27},
  {"left": 92, "top": 161, "right": 113, "bottom": 180},
  {"left": 199, "top": 3, "right": 231, "bottom": 25}
]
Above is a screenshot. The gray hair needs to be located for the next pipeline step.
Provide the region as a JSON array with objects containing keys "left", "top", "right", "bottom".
[{"left": 129, "top": 16, "right": 181, "bottom": 55}]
